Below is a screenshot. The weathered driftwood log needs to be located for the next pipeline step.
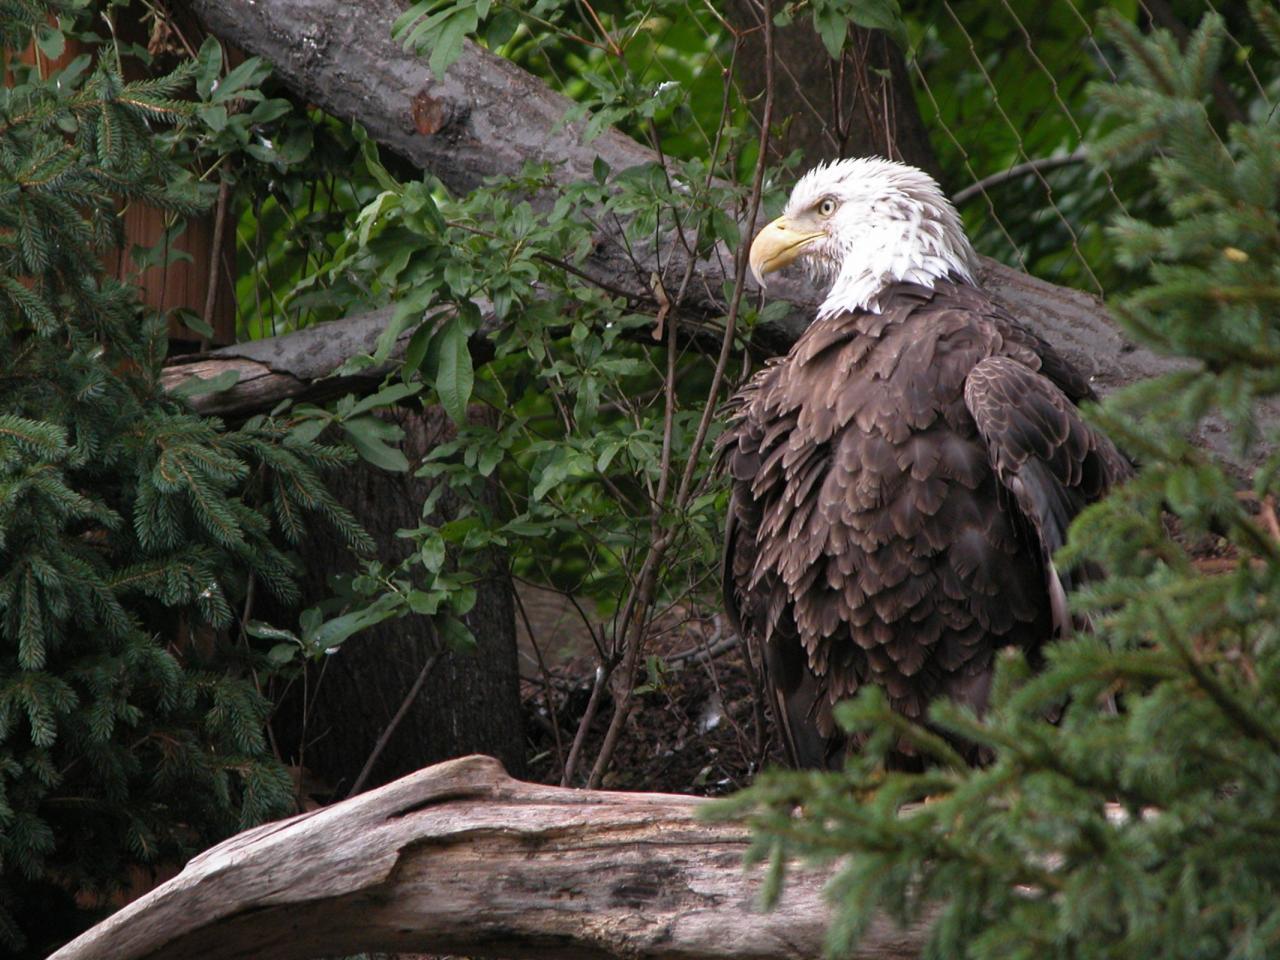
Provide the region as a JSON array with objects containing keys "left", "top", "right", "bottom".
[{"left": 48, "top": 755, "right": 932, "bottom": 960}]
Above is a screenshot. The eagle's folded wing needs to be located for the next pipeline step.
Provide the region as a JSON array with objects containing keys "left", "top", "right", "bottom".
[{"left": 964, "top": 356, "right": 1132, "bottom": 636}]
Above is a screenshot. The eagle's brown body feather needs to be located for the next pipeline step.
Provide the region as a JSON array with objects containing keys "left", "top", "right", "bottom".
[{"left": 719, "top": 279, "right": 1129, "bottom": 768}]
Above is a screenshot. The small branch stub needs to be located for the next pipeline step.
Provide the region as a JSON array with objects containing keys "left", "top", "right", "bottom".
[{"left": 411, "top": 89, "right": 462, "bottom": 135}]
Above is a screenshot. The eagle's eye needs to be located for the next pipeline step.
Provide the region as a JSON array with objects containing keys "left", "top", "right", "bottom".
[{"left": 818, "top": 198, "right": 837, "bottom": 217}]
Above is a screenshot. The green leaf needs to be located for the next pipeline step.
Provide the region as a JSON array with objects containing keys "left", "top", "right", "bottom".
[
  {"left": 436, "top": 614, "right": 476, "bottom": 653},
  {"left": 287, "top": 415, "right": 329, "bottom": 445},
  {"left": 377, "top": 291, "right": 436, "bottom": 363},
  {"left": 305, "top": 602, "right": 400, "bottom": 652},
  {"left": 247, "top": 99, "right": 291, "bottom": 125},
  {"left": 503, "top": 516, "right": 549, "bottom": 537},
  {"left": 711, "top": 208, "right": 740, "bottom": 250},
  {"left": 476, "top": 443, "right": 502, "bottom": 477},
  {"left": 420, "top": 534, "right": 446, "bottom": 573},
  {"left": 596, "top": 439, "right": 625, "bottom": 472},
  {"left": 244, "top": 621, "right": 299, "bottom": 643},
  {"left": 392, "top": 1, "right": 432, "bottom": 37},
  {"left": 531, "top": 449, "right": 587, "bottom": 501},
  {"left": 486, "top": 8, "right": 519, "bottom": 47},
  {"left": 356, "top": 189, "right": 402, "bottom": 251},
  {"left": 177, "top": 309, "right": 215, "bottom": 339},
  {"left": 342, "top": 417, "right": 410, "bottom": 472},
  {"left": 440, "top": 516, "right": 481, "bottom": 543},
  {"left": 198, "top": 104, "right": 227, "bottom": 133},
  {"left": 450, "top": 585, "right": 477, "bottom": 615},
  {"left": 407, "top": 590, "right": 443, "bottom": 615},
  {"left": 267, "top": 643, "right": 298, "bottom": 666},
  {"left": 847, "top": 0, "right": 908, "bottom": 49},
  {"left": 346, "top": 381, "right": 422, "bottom": 419},
  {"left": 195, "top": 36, "right": 222, "bottom": 100},
  {"left": 172, "top": 370, "right": 240, "bottom": 399},
  {"left": 400, "top": 6, "right": 482, "bottom": 78},
  {"left": 813, "top": 7, "right": 848, "bottom": 58},
  {"left": 434, "top": 316, "right": 474, "bottom": 425},
  {"left": 353, "top": 123, "right": 402, "bottom": 193},
  {"left": 403, "top": 321, "right": 436, "bottom": 378},
  {"left": 34, "top": 23, "right": 65, "bottom": 60},
  {"left": 213, "top": 56, "right": 270, "bottom": 103}
]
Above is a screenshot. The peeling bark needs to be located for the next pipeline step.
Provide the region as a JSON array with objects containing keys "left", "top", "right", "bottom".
[{"left": 47, "top": 755, "right": 934, "bottom": 960}]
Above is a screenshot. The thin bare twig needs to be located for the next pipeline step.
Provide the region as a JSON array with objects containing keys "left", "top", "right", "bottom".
[
  {"left": 666, "top": 631, "right": 738, "bottom": 667},
  {"left": 346, "top": 647, "right": 443, "bottom": 798},
  {"left": 952, "top": 149, "right": 1089, "bottom": 206},
  {"left": 200, "top": 176, "right": 231, "bottom": 348},
  {"left": 576, "top": 0, "right": 622, "bottom": 57},
  {"left": 584, "top": 0, "right": 779, "bottom": 790},
  {"left": 560, "top": 663, "right": 610, "bottom": 787},
  {"left": 511, "top": 577, "right": 566, "bottom": 778},
  {"left": 691, "top": 617, "right": 757, "bottom": 774}
]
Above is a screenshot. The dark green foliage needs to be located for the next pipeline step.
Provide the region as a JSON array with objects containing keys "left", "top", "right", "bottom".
[
  {"left": 290, "top": 144, "right": 752, "bottom": 639},
  {"left": 0, "top": 3, "right": 365, "bottom": 950},
  {"left": 713, "top": 9, "right": 1280, "bottom": 959}
]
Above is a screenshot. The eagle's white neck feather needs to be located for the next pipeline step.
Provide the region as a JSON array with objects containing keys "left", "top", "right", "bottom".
[{"left": 785, "top": 158, "right": 978, "bottom": 318}]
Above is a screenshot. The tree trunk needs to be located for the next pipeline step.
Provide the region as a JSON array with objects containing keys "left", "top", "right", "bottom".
[
  {"left": 48, "top": 755, "right": 933, "bottom": 960},
  {"left": 268, "top": 408, "right": 525, "bottom": 795},
  {"left": 727, "top": 3, "right": 941, "bottom": 175}
]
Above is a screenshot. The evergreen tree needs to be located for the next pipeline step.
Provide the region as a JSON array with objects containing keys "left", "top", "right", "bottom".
[
  {"left": 0, "top": 2, "right": 366, "bottom": 950},
  {"left": 719, "top": 7, "right": 1280, "bottom": 958}
]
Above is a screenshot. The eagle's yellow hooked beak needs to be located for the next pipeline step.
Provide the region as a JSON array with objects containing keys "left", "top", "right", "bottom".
[{"left": 748, "top": 216, "right": 825, "bottom": 288}]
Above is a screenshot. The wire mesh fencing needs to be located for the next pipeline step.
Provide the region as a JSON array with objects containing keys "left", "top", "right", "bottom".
[
  {"left": 197, "top": 0, "right": 1279, "bottom": 787},
  {"left": 222, "top": 1, "right": 1275, "bottom": 337}
]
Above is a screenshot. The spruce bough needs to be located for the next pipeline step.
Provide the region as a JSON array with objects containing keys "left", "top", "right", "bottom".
[{"left": 0, "top": 2, "right": 365, "bottom": 949}]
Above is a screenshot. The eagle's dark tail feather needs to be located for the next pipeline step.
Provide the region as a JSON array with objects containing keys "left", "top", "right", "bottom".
[{"left": 757, "top": 619, "right": 843, "bottom": 769}]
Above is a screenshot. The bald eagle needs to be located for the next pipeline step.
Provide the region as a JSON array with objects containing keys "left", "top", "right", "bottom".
[{"left": 718, "top": 158, "right": 1129, "bottom": 769}]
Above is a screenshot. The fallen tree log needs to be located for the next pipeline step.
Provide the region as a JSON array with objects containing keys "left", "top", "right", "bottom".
[{"left": 48, "top": 754, "right": 933, "bottom": 960}]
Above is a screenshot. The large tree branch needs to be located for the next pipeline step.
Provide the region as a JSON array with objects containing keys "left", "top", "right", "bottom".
[
  {"left": 170, "top": 0, "right": 1277, "bottom": 472},
  {"left": 48, "top": 755, "right": 932, "bottom": 960},
  {"left": 160, "top": 306, "right": 399, "bottom": 415},
  {"left": 168, "top": 0, "right": 1084, "bottom": 341},
  {"left": 176, "top": 0, "right": 1105, "bottom": 331},
  {"left": 167, "top": 264, "right": 1264, "bottom": 476},
  {"left": 187, "top": 0, "right": 654, "bottom": 198}
]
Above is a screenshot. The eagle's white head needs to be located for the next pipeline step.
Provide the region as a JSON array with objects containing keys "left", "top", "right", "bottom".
[{"left": 749, "top": 157, "right": 978, "bottom": 317}]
